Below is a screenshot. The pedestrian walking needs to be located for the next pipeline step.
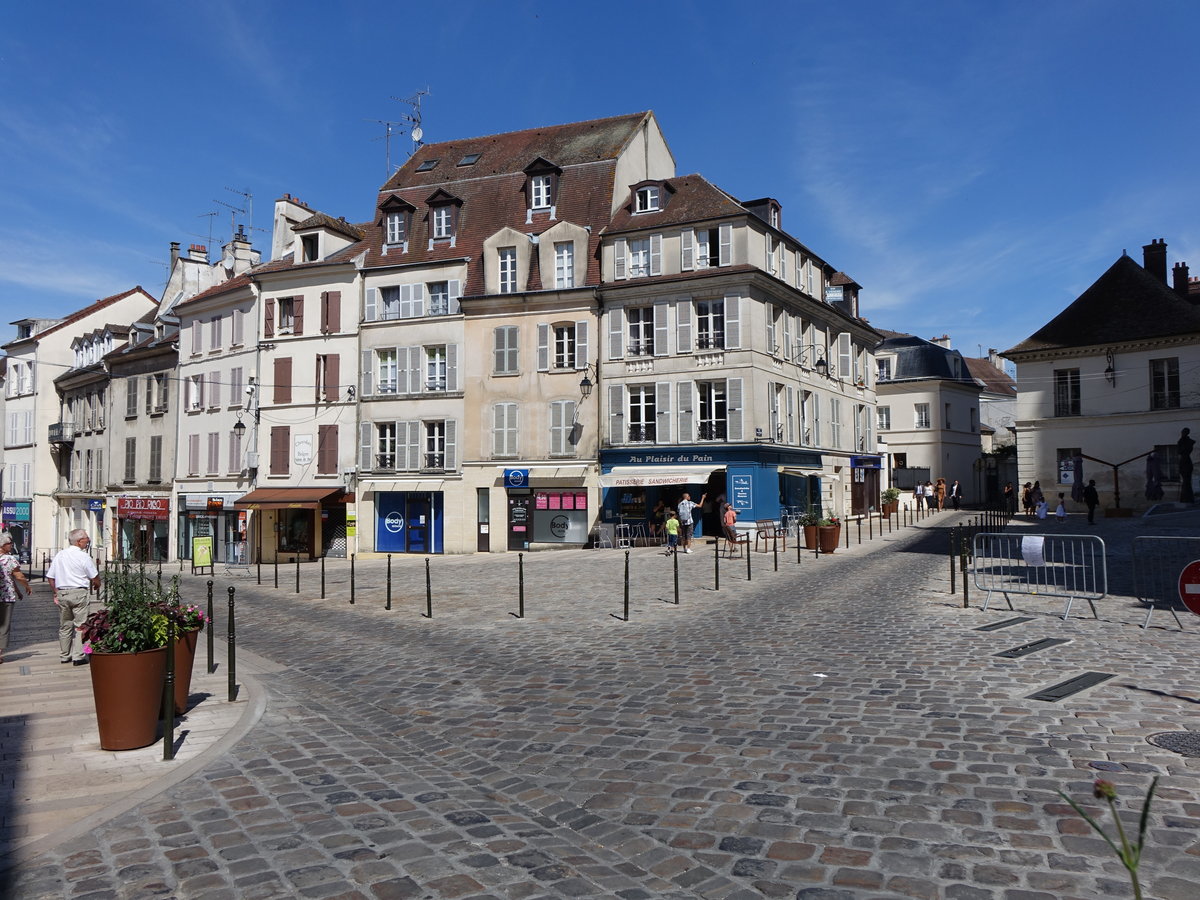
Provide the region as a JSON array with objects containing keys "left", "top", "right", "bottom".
[
  {"left": 950, "top": 479, "right": 962, "bottom": 510},
  {"left": 935, "top": 478, "right": 947, "bottom": 511},
  {"left": 1083, "top": 479, "right": 1100, "bottom": 524},
  {"left": 1003, "top": 482, "right": 1015, "bottom": 515},
  {"left": 1055, "top": 492, "right": 1067, "bottom": 523},
  {"left": 1021, "top": 482, "right": 1033, "bottom": 516},
  {"left": 925, "top": 481, "right": 936, "bottom": 510},
  {"left": 663, "top": 511, "right": 680, "bottom": 555},
  {"left": 46, "top": 529, "right": 101, "bottom": 665},
  {"left": 1030, "top": 481, "right": 1044, "bottom": 514},
  {"left": 721, "top": 502, "right": 740, "bottom": 554},
  {"left": 676, "top": 491, "right": 706, "bottom": 553},
  {"left": 914, "top": 482, "right": 925, "bottom": 508},
  {"left": 0, "top": 532, "right": 32, "bottom": 665}
]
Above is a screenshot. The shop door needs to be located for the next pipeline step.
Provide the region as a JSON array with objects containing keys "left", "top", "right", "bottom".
[
  {"left": 851, "top": 468, "right": 881, "bottom": 515},
  {"left": 507, "top": 494, "right": 532, "bottom": 550},
  {"left": 406, "top": 496, "right": 431, "bottom": 553}
]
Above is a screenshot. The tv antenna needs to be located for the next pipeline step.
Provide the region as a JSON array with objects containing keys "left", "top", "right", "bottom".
[
  {"left": 213, "top": 197, "right": 245, "bottom": 238},
  {"left": 224, "top": 187, "right": 268, "bottom": 238},
  {"left": 365, "top": 118, "right": 406, "bottom": 177},
  {"left": 389, "top": 88, "right": 430, "bottom": 157}
]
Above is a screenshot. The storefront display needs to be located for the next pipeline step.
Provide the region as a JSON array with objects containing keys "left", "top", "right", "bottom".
[{"left": 116, "top": 497, "right": 170, "bottom": 562}]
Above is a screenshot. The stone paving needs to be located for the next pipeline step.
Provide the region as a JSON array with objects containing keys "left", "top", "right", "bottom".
[{"left": 4, "top": 508, "right": 1200, "bottom": 899}]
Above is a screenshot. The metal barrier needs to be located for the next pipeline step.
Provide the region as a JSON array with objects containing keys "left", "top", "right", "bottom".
[
  {"left": 223, "top": 540, "right": 251, "bottom": 574},
  {"left": 1132, "top": 536, "right": 1200, "bottom": 630},
  {"left": 972, "top": 532, "right": 1107, "bottom": 620}
]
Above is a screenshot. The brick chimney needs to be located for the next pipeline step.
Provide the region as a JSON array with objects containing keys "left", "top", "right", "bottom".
[
  {"left": 187, "top": 243, "right": 208, "bottom": 262},
  {"left": 930, "top": 334, "right": 951, "bottom": 349},
  {"left": 169, "top": 241, "right": 180, "bottom": 272},
  {"left": 1173, "top": 261, "right": 1190, "bottom": 298},
  {"left": 1142, "top": 238, "right": 1167, "bottom": 282}
]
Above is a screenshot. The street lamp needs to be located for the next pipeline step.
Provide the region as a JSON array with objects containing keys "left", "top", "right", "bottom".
[
  {"left": 578, "top": 362, "right": 599, "bottom": 400},
  {"left": 795, "top": 344, "right": 830, "bottom": 378}
]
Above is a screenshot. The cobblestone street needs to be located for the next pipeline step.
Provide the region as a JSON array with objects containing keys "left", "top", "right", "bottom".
[{"left": 5, "top": 512, "right": 1200, "bottom": 899}]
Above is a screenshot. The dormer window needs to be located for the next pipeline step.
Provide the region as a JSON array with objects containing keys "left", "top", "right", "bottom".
[
  {"left": 386, "top": 211, "right": 407, "bottom": 245},
  {"left": 300, "top": 234, "right": 319, "bottom": 261},
  {"left": 425, "top": 189, "right": 462, "bottom": 246},
  {"left": 635, "top": 186, "right": 660, "bottom": 213},
  {"left": 17, "top": 323, "right": 32, "bottom": 340},
  {"left": 531, "top": 175, "right": 552, "bottom": 210},
  {"left": 432, "top": 206, "right": 452, "bottom": 239},
  {"left": 379, "top": 195, "right": 416, "bottom": 251}
]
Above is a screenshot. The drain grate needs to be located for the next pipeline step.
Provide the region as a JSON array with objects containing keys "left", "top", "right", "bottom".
[
  {"left": 995, "top": 637, "right": 1070, "bottom": 659},
  {"left": 975, "top": 616, "right": 1035, "bottom": 632},
  {"left": 1027, "top": 671, "right": 1115, "bottom": 702},
  {"left": 1147, "top": 732, "right": 1200, "bottom": 758}
]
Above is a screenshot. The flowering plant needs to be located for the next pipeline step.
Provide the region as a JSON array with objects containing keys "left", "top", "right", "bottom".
[
  {"left": 819, "top": 515, "right": 841, "bottom": 527},
  {"left": 798, "top": 511, "right": 822, "bottom": 527},
  {"left": 164, "top": 601, "right": 207, "bottom": 632},
  {"left": 1059, "top": 777, "right": 1158, "bottom": 900},
  {"left": 80, "top": 566, "right": 180, "bottom": 654}
]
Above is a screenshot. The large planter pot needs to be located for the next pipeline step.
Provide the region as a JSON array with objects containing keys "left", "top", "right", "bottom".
[
  {"left": 173, "top": 629, "right": 200, "bottom": 716},
  {"left": 89, "top": 647, "right": 167, "bottom": 750},
  {"left": 803, "top": 525, "right": 819, "bottom": 550},
  {"left": 818, "top": 524, "right": 841, "bottom": 554},
  {"left": 881, "top": 501, "right": 899, "bottom": 516}
]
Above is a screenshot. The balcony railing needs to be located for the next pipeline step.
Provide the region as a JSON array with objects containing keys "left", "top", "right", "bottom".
[
  {"left": 375, "top": 453, "right": 396, "bottom": 470},
  {"left": 423, "top": 453, "right": 445, "bottom": 471},
  {"left": 697, "top": 422, "right": 728, "bottom": 441},
  {"left": 49, "top": 422, "right": 75, "bottom": 444},
  {"left": 627, "top": 340, "right": 654, "bottom": 357},
  {"left": 695, "top": 334, "right": 725, "bottom": 350},
  {"left": 628, "top": 425, "right": 656, "bottom": 443}
]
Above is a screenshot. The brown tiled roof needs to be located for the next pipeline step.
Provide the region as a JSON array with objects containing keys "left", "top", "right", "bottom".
[
  {"left": 964, "top": 356, "right": 1016, "bottom": 396},
  {"left": 174, "top": 272, "right": 256, "bottom": 310},
  {"left": 2, "top": 287, "right": 156, "bottom": 350},
  {"left": 381, "top": 112, "right": 653, "bottom": 192},
  {"left": 293, "top": 212, "right": 364, "bottom": 241},
  {"left": 604, "top": 174, "right": 744, "bottom": 233},
  {"left": 1005, "top": 254, "right": 1200, "bottom": 355},
  {"left": 249, "top": 241, "right": 365, "bottom": 278}
]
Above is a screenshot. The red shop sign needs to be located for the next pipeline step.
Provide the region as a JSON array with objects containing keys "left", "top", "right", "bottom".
[{"left": 117, "top": 497, "right": 170, "bottom": 520}]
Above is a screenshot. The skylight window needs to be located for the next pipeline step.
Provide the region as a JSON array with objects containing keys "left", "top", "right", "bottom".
[
  {"left": 416, "top": 158, "right": 439, "bottom": 172},
  {"left": 457, "top": 153, "right": 481, "bottom": 167}
]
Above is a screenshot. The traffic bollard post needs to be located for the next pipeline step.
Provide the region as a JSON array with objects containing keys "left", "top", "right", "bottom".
[
  {"left": 386, "top": 554, "right": 392, "bottom": 610},
  {"left": 206, "top": 579, "right": 215, "bottom": 674},
  {"left": 424, "top": 558, "right": 432, "bottom": 618},
  {"left": 227, "top": 586, "right": 237, "bottom": 702}
]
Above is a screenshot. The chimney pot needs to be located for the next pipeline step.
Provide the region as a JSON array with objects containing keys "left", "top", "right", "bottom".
[{"left": 1142, "top": 238, "right": 1168, "bottom": 282}]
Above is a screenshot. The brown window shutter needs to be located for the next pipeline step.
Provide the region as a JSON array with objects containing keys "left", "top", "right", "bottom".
[
  {"left": 270, "top": 426, "right": 291, "bottom": 475},
  {"left": 274, "top": 357, "right": 292, "bottom": 404},
  {"left": 324, "top": 354, "right": 340, "bottom": 402},
  {"left": 325, "top": 291, "right": 340, "bottom": 333},
  {"left": 318, "top": 424, "right": 337, "bottom": 474},
  {"left": 264, "top": 298, "right": 275, "bottom": 338},
  {"left": 293, "top": 296, "right": 304, "bottom": 335}
]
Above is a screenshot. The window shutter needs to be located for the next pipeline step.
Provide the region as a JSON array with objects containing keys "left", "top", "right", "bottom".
[
  {"left": 765, "top": 237, "right": 773, "bottom": 274},
  {"left": 838, "top": 333, "right": 852, "bottom": 381},
  {"left": 653, "top": 302, "right": 669, "bottom": 357},
  {"left": 365, "top": 288, "right": 377, "bottom": 322},
  {"left": 655, "top": 381, "right": 673, "bottom": 444},
  {"left": 145, "top": 375, "right": 153, "bottom": 414},
  {"left": 786, "top": 386, "right": 795, "bottom": 443},
  {"left": 406, "top": 346, "right": 421, "bottom": 394},
  {"left": 536, "top": 323, "right": 550, "bottom": 372},
  {"left": 492, "top": 405, "right": 506, "bottom": 457},
  {"left": 232, "top": 308, "right": 244, "bottom": 345},
  {"left": 813, "top": 394, "right": 821, "bottom": 445},
  {"left": 206, "top": 372, "right": 219, "bottom": 408},
  {"left": 127, "top": 380, "right": 138, "bottom": 417},
  {"left": 681, "top": 229, "right": 695, "bottom": 271},
  {"left": 718, "top": 223, "right": 732, "bottom": 266},
  {"left": 326, "top": 291, "right": 341, "bottom": 333},
  {"left": 614, "top": 238, "right": 627, "bottom": 280},
  {"left": 317, "top": 424, "right": 336, "bottom": 474},
  {"left": 608, "top": 384, "right": 624, "bottom": 445},
  {"left": 649, "top": 233, "right": 662, "bottom": 276},
  {"left": 394, "top": 347, "right": 408, "bottom": 394},
  {"left": 607, "top": 309, "right": 625, "bottom": 360},
  {"left": 359, "top": 422, "right": 373, "bottom": 470},
  {"left": 360, "top": 350, "right": 373, "bottom": 395},
  {"left": 412, "top": 284, "right": 425, "bottom": 317},
  {"left": 403, "top": 421, "right": 420, "bottom": 471},
  {"left": 492, "top": 328, "right": 505, "bottom": 373},
  {"left": 270, "top": 426, "right": 290, "bottom": 475},
  {"left": 188, "top": 433, "right": 200, "bottom": 474},
  {"left": 727, "top": 377, "right": 743, "bottom": 441},
  {"left": 767, "top": 310, "right": 777, "bottom": 355},
  {"left": 780, "top": 246, "right": 788, "bottom": 282},
  {"left": 444, "top": 419, "right": 457, "bottom": 471},
  {"left": 264, "top": 298, "right": 275, "bottom": 337},
  {"left": 550, "top": 401, "right": 565, "bottom": 456},
  {"left": 574, "top": 320, "right": 588, "bottom": 370},
  {"left": 447, "top": 279, "right": 461, "bottom": 315},
  {"left": 435, "top": 342, "right": 453, "bottom": 391},
  {"left": 292, "top": 296, "right": 304, "bottom": 334},
  {"left": 782, "top": 315, "right": 793, "bottom": 362},
  {"left": 677, "top": 381, "right": 694, "bottom": 444},
  {"left": 724, "top": 292, "right": 741, "bottom": 349},
  {"left": 274, "top": 357, "right": 292, "bottom": 404},
  {"left": 676, "top": 298, "right": 693, "bottom": 352},
  {"left": 324, "top": 354, "right": 340, "bottom": 402}
]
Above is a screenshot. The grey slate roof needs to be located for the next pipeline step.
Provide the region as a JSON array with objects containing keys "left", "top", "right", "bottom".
[
  {"left": 1004, "top": 254, "right": 1200, "bottom": 355},
  {"left": 875, "top": 332, "right": 976, "bottom": 384}
]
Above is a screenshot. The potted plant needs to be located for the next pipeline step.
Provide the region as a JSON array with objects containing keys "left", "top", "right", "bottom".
[
  {"left": 799, "top": 511, "right": 822, "bottom": 550},
  {"left": 817, "top": 515, "right": 842, "bottom": 554},
  {"left": 80, "top": 567, "right": 172, "bottom": 750},
  {"left": 163, "top": 597, "right": 206, "bottom": 716},
  {"left": 880, "top": 487, "right": 901, "bottom": 515}
]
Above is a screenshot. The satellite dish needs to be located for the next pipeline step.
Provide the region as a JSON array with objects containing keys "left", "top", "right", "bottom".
[{"left": 411, "top": 126, "right": 423, "bottom": 142}]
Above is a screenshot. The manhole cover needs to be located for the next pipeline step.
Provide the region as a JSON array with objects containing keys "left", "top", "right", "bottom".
[{"left": 1148, "top": 732, "right": 1200, "bottom": 758}]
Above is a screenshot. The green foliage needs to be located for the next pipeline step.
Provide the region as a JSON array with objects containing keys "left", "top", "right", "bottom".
[
  {"left": 1059, "top": 777, "right": 1159, "bottom": 900},
  {"left": 881, "top": 487, "right": 902, "bottom": 504},
  {"left": 80, "top": 565, "right": 184, "bottom": 655}
]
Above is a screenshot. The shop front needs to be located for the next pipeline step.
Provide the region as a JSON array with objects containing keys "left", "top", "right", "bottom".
[
  {"left": 116, "top": 497, "right": 170, "bottom": 562},
  {"left": 501, "top": 468, "right": 590, "bottom": 552},
  {"left": 849, "top": 455, "right": 883, "bottom": 516},
  {"left": 233, "top": 487, "right": 346, "bottom": 562},
  {"left": 2, "top": 500, "right": 32, "bottom": 564},
  {"left": 177, "top": 493, "right": 245, "bottom": 562},
  {"left": 599, "top": 446, "right": 823, "bottom": 533},
  {"left": 375, "top": 490, "right": 443, "bottom": 554}
]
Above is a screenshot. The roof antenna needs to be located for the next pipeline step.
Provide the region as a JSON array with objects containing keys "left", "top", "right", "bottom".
[
  {"left": 366, "top": 118, "right": 406, "bottom": 177},
  {"left": 390, "top": 88, "right": 431, "bottom": 157},
  {"left": 224, "top": 187, "right": 268, "bottom": 239}
]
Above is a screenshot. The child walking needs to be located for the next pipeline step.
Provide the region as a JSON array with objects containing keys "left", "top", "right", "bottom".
[
  {"left": 664, "top": 511, "right": 680, "bottom": 554},
  {"left": 1055, "top": 492, "right": 1067, "bottom": 523}
]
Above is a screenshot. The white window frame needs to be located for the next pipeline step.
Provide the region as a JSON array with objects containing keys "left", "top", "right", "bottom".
[
  {"left": 627, "top": 307, "right": 654, "bottom": 356},
  {"left": 424, "top": 421, "right": 446, "bottom": 470},
  {"left": 877, "top": 406, "right": 891, "bottom": 431},
  {"left": 635, "top": 186, "right": 660, "bottom": 213},
  {"left": 628, "top": 238, "right": 650, "bottom": 278},
  {"left": 915, "top": 403, "right": 931, "bottom": 429},
  {"left": 277, "top": 297, "right": 295, "bottom": 334},
  {"left": 531, "top": 175, "right": 552, "bottom": 210},
  {"left": 697, "top": 381, "right": 727, "bottom": 441},
  {"left": 628, "top": 385, "right": 656, "bottom": 443},
  {"left": 554, "top": 241, "right": 574, "bottom": 289},
  {"left": 498, "top": 247, "right": 517, "bottom": 294},
  {"left": 432, "top": 205, "right": 452, "bottom": 239},
  {"left": 425, "top": 346, "right": 447, "bottom": 392},
  {"left": 377, "top": 349, "right": 398, "bottom": 393},
  {"left": 553, "top": 324, "right": 576, "bottom": 370},
  {"left": 385, "top": 210, "right": 407, "bottom": 245}
]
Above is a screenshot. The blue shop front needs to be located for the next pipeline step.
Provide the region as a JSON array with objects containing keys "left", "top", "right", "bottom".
[{"left": 599, "top": 446, "right": 823, "bottom": 534}]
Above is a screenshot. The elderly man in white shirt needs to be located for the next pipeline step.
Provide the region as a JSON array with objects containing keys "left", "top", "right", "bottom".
[{"left": 46, "top": 528, "right": 101, "bottom": 665}]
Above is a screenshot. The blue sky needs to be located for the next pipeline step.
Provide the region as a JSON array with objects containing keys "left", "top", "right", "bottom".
[{"left": 2, "top": 1, "right": 1197, "bottom": 361}]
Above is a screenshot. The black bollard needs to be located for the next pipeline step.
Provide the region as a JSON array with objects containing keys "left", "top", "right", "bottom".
[
  {"left": 773, "top": 537, "right": 778, "bottom": 572},
  {"left": 746, "top": 536, "right": 752, "bottom": 581},
  {"left": 949, "top": 527, "right": 957, "bottom": 594},
  {"left": 227, "top": 586, "right": 237, "bottom": 702},
  {"left": 273, "top": 553, "right": 278, "bottom": 589},
  {"left": 623, "top": 550, "right": 630, "bottom": 620},
  {"left": 321, "top": 556, "right": 325, "bottom": 599},
  {"left": 961, "top": 542, "right": 969, "bottom": 608},
  {"left": 424, "top": 557, "right": 432, "bottom": 618},
  {"left": 295, "top": 555, "right": 300, "bottom": 594},
  {"left": 796, "top": 529, "right": 802, "bottom": 565},
  {"left": 714, "top": 537, "right": 720, "bottom": 592},
  {"left": 257, "top": 548, "right": 261, "bottom": 585},
  {"left": 673, "top": 547, "right": 680, "bottom": 604},
  {"left": 163, "top": 611, "right": 175, "bottom": 761},
  {"left": 386, "top": 554, "right": 392, "bottom": 610},
  {"left": 350, "top": 553, "right": 355, "bottom": 604},
  {"left": 206, "top": 580, "right": 215, "bottom": 674},
  {"left": 845, "top": 521, "right": 850, "bottom": 549},
  {"left": 513, "top": 553, "right": 524, "bottom": 618}
]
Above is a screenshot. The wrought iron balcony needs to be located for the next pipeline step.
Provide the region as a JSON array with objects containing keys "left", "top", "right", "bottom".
[
  {"left": 628, "top": 425, "right": 656, "bottom": 443},
  {"left": 697, "top": 422, "right": 728, "bottom": 441},
  {"left": 48, "top": 422, "right": 75, "bottom": 444}
]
